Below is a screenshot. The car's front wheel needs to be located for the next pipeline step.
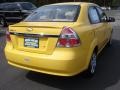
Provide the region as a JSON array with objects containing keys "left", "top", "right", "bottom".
[
  {"left": 0, "top": 17, "right": 7, "bottom": 27},
  {"left": 107, "top": 37, "right": 112, "bottom": 46},
  {"left": 107, "top": 30, "right": 113, "bottom": 46}
]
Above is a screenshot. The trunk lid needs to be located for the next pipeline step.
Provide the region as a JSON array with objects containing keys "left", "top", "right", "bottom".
[{"left": 9, "top": 22, "right": 77, "bottom": 54}]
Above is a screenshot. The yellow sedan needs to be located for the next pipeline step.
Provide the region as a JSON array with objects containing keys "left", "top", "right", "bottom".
[{"left": 5, "top": 2, "right": 115, "bottom": 77}]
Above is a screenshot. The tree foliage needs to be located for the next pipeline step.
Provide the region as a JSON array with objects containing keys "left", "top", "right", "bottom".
[{"left": 112, "top": 0, "right": 120, "bottom": 6}]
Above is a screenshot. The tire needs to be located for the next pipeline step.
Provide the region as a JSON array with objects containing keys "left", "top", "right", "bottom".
[
  {"left": 0, "top": 17, "right": 7, "bottom": 27},
  {"left": 107, "top": 37, "right": 112, "bottom": 46},
  {"left": 86, "top": 52, "right": 97, "bottom": 77},
  {"left": 107, "top": 30, "right": 113, "bottom": 46}
]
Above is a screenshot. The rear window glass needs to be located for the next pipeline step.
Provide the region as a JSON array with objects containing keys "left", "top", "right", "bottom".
[{"left": 24, "top": 5, "right": 80, "bottom": 22}]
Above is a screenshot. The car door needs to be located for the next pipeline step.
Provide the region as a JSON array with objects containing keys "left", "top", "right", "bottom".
[
  {"left": 4, "top": 3, "right": 22, "bottom": 23},
  {"left": 96, "top": 7, "right": 111, "bottom": 43},
  {"left": 88, "top": 6, "right": 106, "bottom": 50}
]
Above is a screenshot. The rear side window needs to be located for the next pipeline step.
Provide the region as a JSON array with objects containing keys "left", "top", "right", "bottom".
[
  {"left": 24, "top": 5, "right": 80, "bottom": 22},
  {"left": 88, "top": 6, "right": 100, "bottom": 24}
]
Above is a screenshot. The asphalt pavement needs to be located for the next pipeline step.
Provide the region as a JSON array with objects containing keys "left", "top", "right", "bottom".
[{"left": 0, "top": 11, "right": 120, "bottom": 90}]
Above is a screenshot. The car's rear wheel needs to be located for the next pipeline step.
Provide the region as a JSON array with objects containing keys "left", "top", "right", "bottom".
[
  {"left": 0, "top": 17, "right": 7, "bottom": 27},
  {"left": 86, "top": 52, "right": 97, "bottom": 77}
]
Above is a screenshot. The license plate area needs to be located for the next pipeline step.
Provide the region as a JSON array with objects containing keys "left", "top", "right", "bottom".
[{"left": 24, "top": 37, "right": 39, "bottom": 48}]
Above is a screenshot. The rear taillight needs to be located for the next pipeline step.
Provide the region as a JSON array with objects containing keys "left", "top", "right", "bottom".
[
  {"left": 57, "top": 26, "right": 80, "bottom": 47},
  {"left": 6, "top": 31, "right": 11, "bottom": 42}
]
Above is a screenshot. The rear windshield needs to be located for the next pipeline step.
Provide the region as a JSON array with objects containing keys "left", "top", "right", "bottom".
[{"left": 24, "top": 5, "right": 80, "bottom": 22}]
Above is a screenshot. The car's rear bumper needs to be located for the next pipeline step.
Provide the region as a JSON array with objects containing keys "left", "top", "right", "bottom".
[{"left": 5, "top": 46, "right": 86, "bottom": 76}]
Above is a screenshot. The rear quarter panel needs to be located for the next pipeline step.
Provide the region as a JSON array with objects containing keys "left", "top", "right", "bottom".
[
  {"left": 71, "top": 4, "right": 98, "bottom": 70},
  {"left": 73, "top": 24, "right": 96, "bottom": 71}
]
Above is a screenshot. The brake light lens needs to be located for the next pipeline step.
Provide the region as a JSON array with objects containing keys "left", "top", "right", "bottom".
[
  {"left": 57, "top": 26, "right": 80, "bottom": 47},
  {"left": 6, "top": 31, "right": 11, "bottom": 42}
]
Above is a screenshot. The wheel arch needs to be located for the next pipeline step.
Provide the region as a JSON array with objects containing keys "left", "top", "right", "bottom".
[{"left": 85, "top": 39, "right": 98, "bottom": 70}]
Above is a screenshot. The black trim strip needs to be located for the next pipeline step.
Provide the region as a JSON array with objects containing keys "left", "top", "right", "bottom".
[{"left": 10, "top": 32, "right": 59, "bottom": 38}]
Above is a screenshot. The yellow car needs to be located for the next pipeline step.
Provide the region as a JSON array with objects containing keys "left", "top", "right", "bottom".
[{"left": 5, "top": 2, "right": 115, "bottom": 77}]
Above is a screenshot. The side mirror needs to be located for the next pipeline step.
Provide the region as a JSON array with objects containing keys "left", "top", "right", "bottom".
[
  {"left": 101, "top": 17, "right": 108, "bottom": 22},
  {"left": 102, "top": 17, "right": 115, "bottom": 22},
  {"left": 107, "top": 17, "right": 115, "bottom": 22}
]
